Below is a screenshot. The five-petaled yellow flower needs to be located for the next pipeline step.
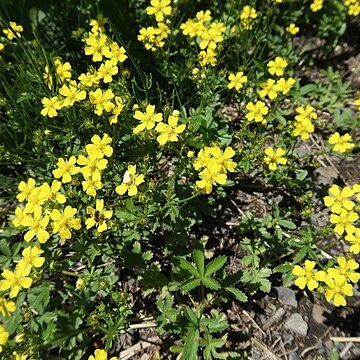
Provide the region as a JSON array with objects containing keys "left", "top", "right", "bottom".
[
  {"left": 0, "top": 268, "right": 33, "bottom": 298},
  {"left": 86, "top": 199, "right": 113, "bottom": 233},
  {"left": 227, "top": 72, "right": 247, "bottom": 91},
  {"left": 264, "top": 147, "right": 287, "bottom": 171},
  {"left": 245, "top": 101, "right": 269, "bottom": 123},
  {"left": 52, "top": 156, "right": 80, "bottom": 183},
  {"left": 292, "top": 260, "right": 326, "bottom": 290},
  {"left": 155, "top": 111, "right": 186, "bottom": 145},
  {"left": 88, "top": 348, "right": 117, "bottom": 360},
  {"left": 115, "top": 165, "right": 145, "bottom": 197},
  {"left": 17, "top": 245, "right": 45, "bottom": 275},
  {"left": 146, "top": 0, "right": 172, "bottom": 22},
  {"left": 133, "top": 104, "right": 163, "bottom": 134},
  {"left": 323, "top": 185, "right": 354, "bottom": 214},
  {"left": 324, "top": 274, "right": 353, "bottom": 307},
  {"left": 267, "top": 57, "right": 288, "bottom": 76},
  {"left": 328, "top": 132, "right": 355, "bottom": 153}
]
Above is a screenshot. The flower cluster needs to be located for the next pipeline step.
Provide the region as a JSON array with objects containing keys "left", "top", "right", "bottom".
[
  {"left": 137, "top": 0, "right": 171, "bottom": 51},
  {"left": 240, "top": 5, "right": 257, "bottom": 30},
  {"left": 310, "top": 0, "right": 324, "bottom": 12},
  {"left": 293, "top": 257, "right": 359, "bottom": 306},
  {"left": 343, "top": 0, "right": 360, "bottom": 15},
  {"left": 193, "top": 146, "right": 236, "bottom": 194},
  {"left": 293, "top": 105, "right": 316, "bottom": 140},
  {"left": 180, "top": 10, "right": 225, "bottom": 67},
  {"left": 41, "top": 20, "right": 126, "bottom": 125}
]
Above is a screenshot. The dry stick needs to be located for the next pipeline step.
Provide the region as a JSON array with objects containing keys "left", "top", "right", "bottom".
[
  {"left": 340, "top": 342, "right": 353, "bottom": 358},
  {"left": 119, "top": 336, "right": 159, "bottom": 360},
  {"left": 331, "top": 337, "right": 360, "bottom": 342},
  {"left": 242, "top": 310, "right": 267, "bottom": 337}
]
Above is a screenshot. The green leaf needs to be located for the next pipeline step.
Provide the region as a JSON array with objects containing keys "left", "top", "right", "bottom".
[
  {"left": 225, "top": 287, "right": 248, "bottom": 302},
  {"left": 184, "top": 306, "right": 198, "bottom": 324},
  {"left": 202, "top": 277, "right": 221, "bottom": 290},
  {"left": 273, "top": 263, "right": 292, "bottom": 273},
  {"left": 178, "top": 258, "right": 200, "bottom": 277},
  {"left": 293, "top": 247, "right": 308, "bottom": 263},
  {"left": 278, "top": 219, "right": 296, "bottom": 230},
  {"left": 181, "top": 278, "right": 202, "bottom": 291},
  {"left": 183, "top": 328, "right": 199, "bottom": 360},
  {"left": 193, "top": 248, "right": 205, "bottom": 277},
  {"left": 205, "top": 256, "right": 227, "bottom": 277},
  {"left": 27, "top": 284, "right": 51, "bottom": 315}
]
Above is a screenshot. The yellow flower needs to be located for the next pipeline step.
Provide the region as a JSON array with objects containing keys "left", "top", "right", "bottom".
[
  {"left": 324, "top": 274, "right": 352, "bottom": 306},
  {"left": 89, "top": 15, "right": 108, "bottom": 34},
  {"left": 86, "top": 199, "right": 113, "bottom": 233},
  {"left": 180, "top": 19, "right": 205, "bottom": 38},
  {"left": 86, "top": 134, "right": 113, "bottom": 159},
  {"left": 196, "top": 10, "right": 212, "bottom": 23},
  {"left": 54, "top": 59, "right": 72, "bottom": 83},
  {"left": 41, "top": 97, "right": 62, "bottom": 118},
  {"left": 240, "top": 5, "right": 257, "bottom": 29},
  {"left": 328, "top": 132, "right": 355, "bottom": 153},
  {"left": 17, "top": 245, "right": 45, "bottom": 275},
  {"left": 258, "top": 79, "right": 279, "bottom": 100},
  {"left": 40, "top": 180, "right": 66, "bottom": 204},
  {"left": 97, "top": 59, "right": 118, "bottom": 83},
  {"left": 295, "top": 105, "right": 317, "bottom": 123},
  {"left": 327, "top": 257, "right": 360, "bottom": 283},
  {"left": 199, "top": 28, "right": 223, "bottom": 50},
  {"left": 77, "top": 153, "right": 108, "bottom": 181},
  {"left": 82, "top": 178, "right": 103, "bottom": 197},
  {"left": 245, "top": 101, "right": 269, "bottom": 123},
  {"left": 275, "top": 77, "right": 296, "bottom": 95},
  {"left": 330, "top": 209, "right": 358, "bottom": 235},
  {"left": 24, "top": 186, "right": 47, "bottom": 214},
  {"left": 286, "top": 23, "right": 299, "bottom": 35},
  {"left": 292, "top": 260, "right": 326, "bottom": 290},
  {"left": 89, "top": 88, "right": 115, "bottom": 115},
  {"left": 0, "top": 325, "right": 9, "bottom": 353},
  {"left": 196, "top": 163, "right": 227, "bottom": 194},
  {"left": 210, "top": 146, "right": 237, "bottom": 173},
  {"left": 23, "top": 207, "right": 50, "bottom": 244},
  {"left": 59, "top": 80, "right": 86, "bottom": 107},
  {"left": 199, "top": 48, "right": 217, "bottom": 67},
  {"left": 293, "top": 119, "right": 314, "bottom": 140},
  {"left": 323, "top": 184, "right": 354, "bottom": 214},
  {"left": 106, "top": 42, "right": 128, "bottom": 64},
  {"left": 3, "top": 21, "right": 23, "bottom": 40},
  {"left": 146, "top": 0, "right": 172, "bottom": 22},
  {"left": 109, "top": 96, "right": 124, "bottom": 124},
  {"left": 133, "top": 104, "right": 163, "bottom": 134},
  {"left": 310, "top": 0, "right": 324, "bottom": 12},
  {"left": 76, "top": 278, "right": 86, "bottom": 289},
  {"left": 88, "top": 348, "right": 117, "bottom": 360},
  {"left": 228, "top": 72, "right": 247, "bottom": 91},
  {"left": 0, "top": 297, "right": 16, "bottom": 317},
  {"left": 12, "top": 207, "right": 30, "bottom": 228},
  {"left": 345, "top": 228, "right": 360, "bottom": 254},
  {"left": 84, "top": 33, "right": 110, "bottom": 62},
  {"left": 78, "top": 71, "right": 99, "bottom": 87},
  {"left": 0, "top": 268, "right": 33, "bottom": 298},
  {"left": 52, "top": 156, "right": 80, "bottom": 183},
  {"left": 17, "top": 178, "right": 36, "bottom": 202},
  {"left": 264, "top": 147, "right": 287, "bottom": 171},
  {"left": 267, "top": 57, "right": 288, "bottom": 76},
  {"left": 155, "top": 111, "right": 186, "bottom": 145},
  {"left": 50, "top": 206, "right": 81, "bottom": 240},
  {"left": 193, "top": 147, "right": 213, "bottom": 170},
  {"left": 116, "top": 165, "right": 145, "bottom": 197},
  {"left": 354, "top": 96, "right": 360, "bottom": 111},
  {"left": 12, "top": 351, "right": 28, "bottom": 360}
]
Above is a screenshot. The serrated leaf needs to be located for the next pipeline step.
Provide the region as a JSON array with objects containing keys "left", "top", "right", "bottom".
[
  {"left": 293, "top": 247, "right": 308, "bottom": 263},
  {"left": 205, "top": 256, "right": 227, "bottom": 277},
  {"left": 259, "top": 278, "right": 271, "bottom": 292},
  {"left": 181, "top": 278, "right": 201, "bottom": 291},
  {"left": 202, "top": 277, "right": 221, "bottom": 290},
  {"left": 193, "top": 248, "right": 205, "bottom": 277},
  {"left": 184, "top": 306, "right": 198, "bottom": 324},
  {"left": 225, "top": 287, "right": 248, "bottom": 302},
  {"left": 184, "top": 328, "right": 199, "bottom": 360},
  {"left": 178, "top": 258, "right": 200, "bottom": 277},
  {"left": 27, "top": 285, "right": 50, "bottom": 315},
  {"left": 201, "top": 318, "right": 228, "bottom": 333}
]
